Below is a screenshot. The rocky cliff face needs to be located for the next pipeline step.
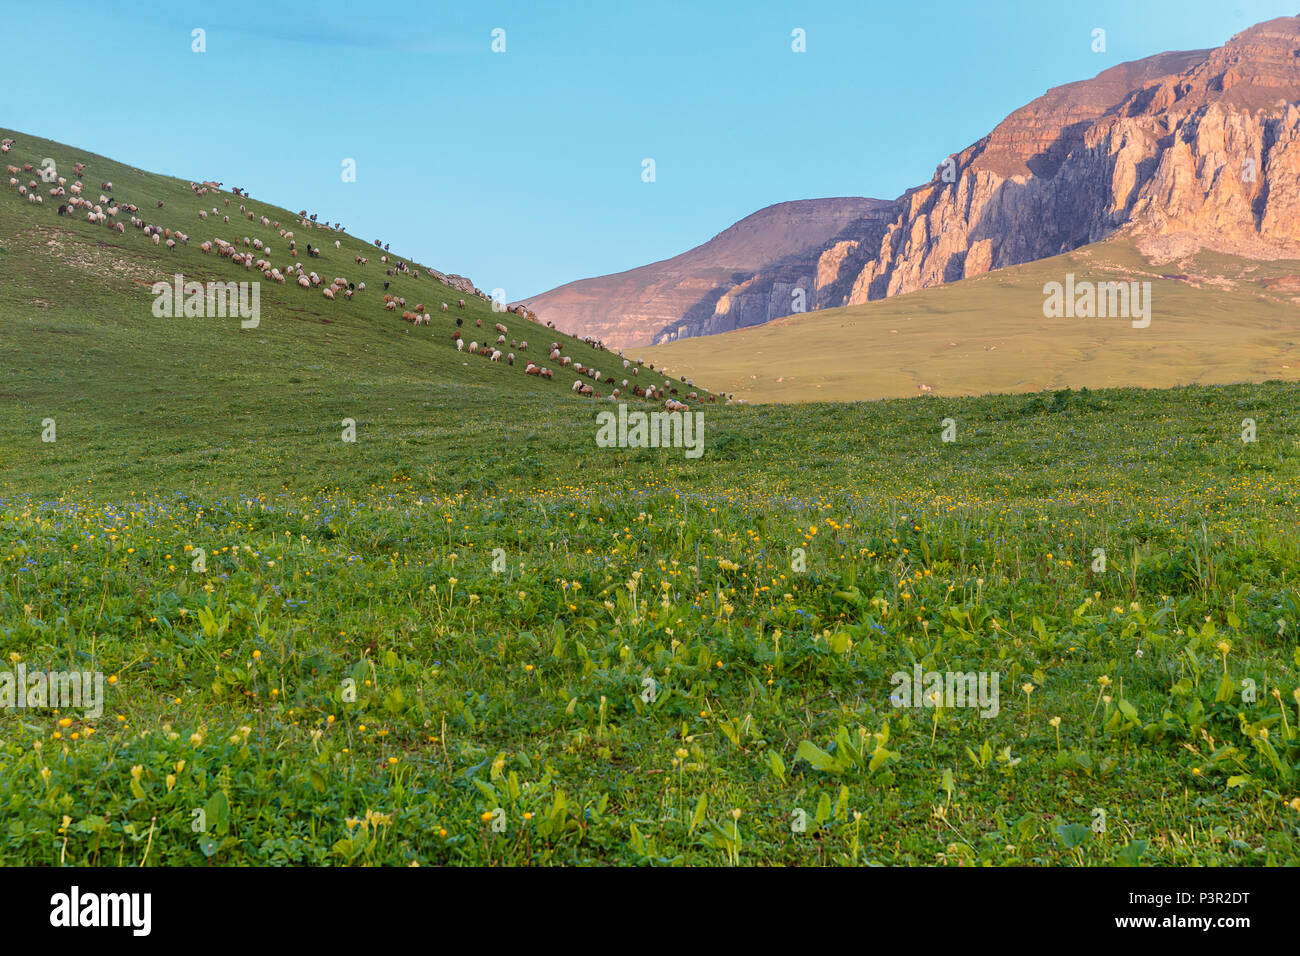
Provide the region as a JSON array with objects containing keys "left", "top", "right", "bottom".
[
  {"left": 527, "top": 16, "right": 1300, "bottom": 347},
  {"left": 833, "top": 18, "right": 1300, "bottom": 306}
]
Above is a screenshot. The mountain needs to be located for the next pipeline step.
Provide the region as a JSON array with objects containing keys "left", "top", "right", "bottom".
[
  {"left": 529, "top": 16, "right": 1300, "bottom": 348},
  {"left": 514, "top": 198, "right": 894, "bottom": 347}
]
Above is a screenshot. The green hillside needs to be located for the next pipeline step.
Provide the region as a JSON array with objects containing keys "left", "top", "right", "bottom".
[
  {"left": 0, "top": 127, "right": 713, "bottom": 498},
  {"left": 642, "top": 238, "right": 1300, "bottom": 403},
  {"left": 1, "top": 129, "right": 1298, "bottom": 867}
]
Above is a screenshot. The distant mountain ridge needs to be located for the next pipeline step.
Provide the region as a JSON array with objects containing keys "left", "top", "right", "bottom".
[
  {"left": 517, "top": 198, "right": 893, "bottom": 346},
  {"left": 523, "top": 16, "right": 1300, "bottom": 347}
]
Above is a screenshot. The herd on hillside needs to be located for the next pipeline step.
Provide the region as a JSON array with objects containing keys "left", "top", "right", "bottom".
[{"left": 5, "top": 136, "right": 736, "bottom": 410}]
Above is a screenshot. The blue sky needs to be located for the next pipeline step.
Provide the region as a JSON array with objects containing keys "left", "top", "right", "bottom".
[{"left": 6, "top": 1, "right": 1295, "bottom": 299}]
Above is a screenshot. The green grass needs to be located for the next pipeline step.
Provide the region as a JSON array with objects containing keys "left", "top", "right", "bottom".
[
  {"left": 1, "top": 129, "right": 1299, "bottom": 866},
  {"left": 642, "top": 238, "right": 1300, "bottom": 403}
]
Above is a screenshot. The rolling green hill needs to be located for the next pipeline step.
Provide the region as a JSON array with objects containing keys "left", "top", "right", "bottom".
[
  {"left": 0, "top": 127, "right": 715, "bottom": 498},
  {"left": 642, "top": 238, "right": 1300, "bottom": 403}
]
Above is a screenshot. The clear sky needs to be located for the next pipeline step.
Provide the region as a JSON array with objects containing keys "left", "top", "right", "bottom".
[{"left": 5, "top": 1, "right": 1295, "bottom": 299}]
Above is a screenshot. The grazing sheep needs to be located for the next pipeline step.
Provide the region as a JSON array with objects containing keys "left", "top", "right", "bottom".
[
  {"left": 496, "top": 335, "right": 506, "bottom": 345},
  {"left": 458, "top": 299, "right": 466, "bottom": 308},
  {"left": 441, "top": 302, "right": 449, "bottom": 312},
  {"left": 507, "top": 353, "right": 515, "bottom": 365},
  {"left": 490, "top": 350, "right": 502, "bottom": 362},
  {"left": 469, "top": 341, "right": 478, "bottom": 353},
  {"left": 323, "top": 287, "right": 335, "bottom": 299}
]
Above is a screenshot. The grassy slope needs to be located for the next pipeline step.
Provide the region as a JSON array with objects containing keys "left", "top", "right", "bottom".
[
  {"left": 0, "top": 130, "right": 1298, "bottom": 866},
  {"left": 0, "top": 127, "right": 712, "bottom": 499},
  {"left": 642, "top": 239, "right": 1300, "bottom": 403}
]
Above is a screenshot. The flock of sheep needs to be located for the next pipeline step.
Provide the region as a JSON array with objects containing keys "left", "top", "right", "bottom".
[{"left": 6, "top": 135, "right": 736, "bottom": 409}]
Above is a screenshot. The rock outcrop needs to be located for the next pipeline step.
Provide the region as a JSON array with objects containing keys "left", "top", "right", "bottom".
[{"left": 840, "top": 18, "right": 1300, "bottom": 305}]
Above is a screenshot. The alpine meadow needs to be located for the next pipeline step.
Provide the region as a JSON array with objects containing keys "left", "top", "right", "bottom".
[{"left": 1, "top": 4, "right": 1299, "bottom": 882}]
